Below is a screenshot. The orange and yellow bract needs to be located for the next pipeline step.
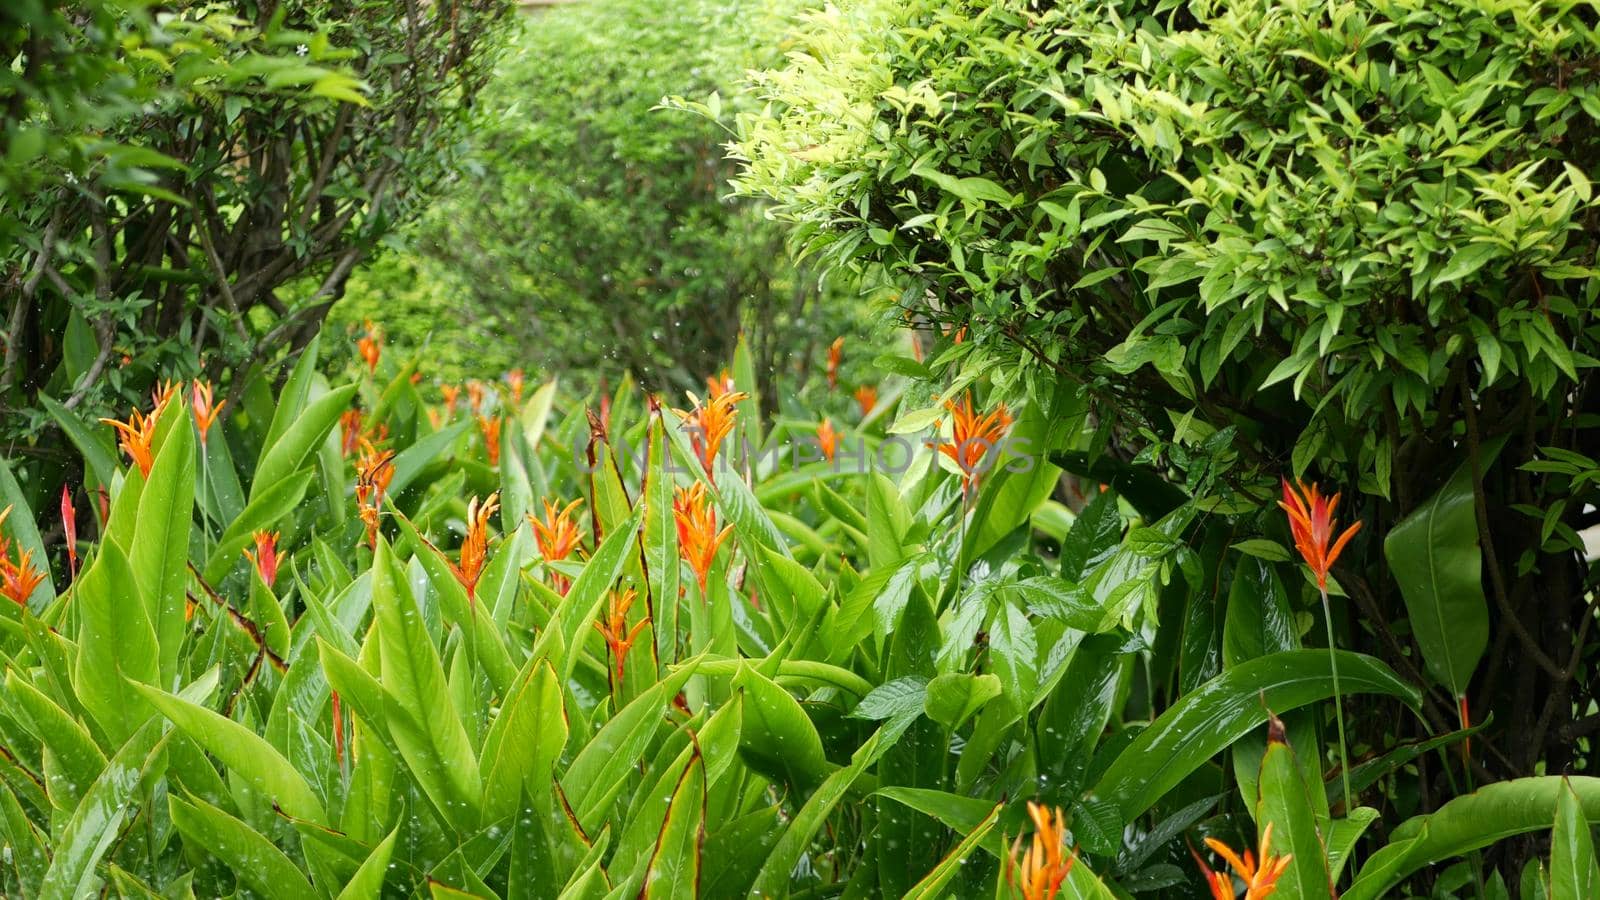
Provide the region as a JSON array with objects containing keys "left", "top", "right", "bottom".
[
  {"left": 1279, "top": 478, "right": 1362, "bottom": 590},
  {"left": 357, "top": 320, "right": 381, "bottom": 373},
  {"left": 451, "top": 493, "right": 499, "bottom": 602},
  {"left": 817, "top": 418, "right": 839, "bottom": 462},
  {"left": 530, "top": 498, "right": 584, "bottom": 595},
  {"left": 244, "top": 530, "right": 280, "bottom": 587},
  {"left": 938, "top": 392, "right": 1012, "bottom": 494},
  {"left": 190, "top": 380, "right": 224, "bottom": 446},
  {"left": 594, "top": 587, "right": 648, "bottom": 681},
  {"left": 1192, "top": 823, "right": 1293, "bottom": 900},
  {"left": 673, "top": 482, "right": 731, "bottom": 594},
  {"left": 102, "top": 406, "right": 161, "bottom": 477},
  {"left": 674, "top": 388, "right": 748, "bottom": 481},
  {"left": 1005, "top": 802, "right": 1076, "bottom": 900}
]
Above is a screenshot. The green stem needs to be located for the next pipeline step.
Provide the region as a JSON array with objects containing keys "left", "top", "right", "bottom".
[{"left": 1321, "top": 584, "right": 1354, "bottom": 814}]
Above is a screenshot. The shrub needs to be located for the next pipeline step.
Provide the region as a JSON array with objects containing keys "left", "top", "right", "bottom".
[
  {"left": 731, "top": 0, "right": 1600, "bottom": 791},
  {"left": 399, "top": 0, "right": 873, "bottom": 395}
]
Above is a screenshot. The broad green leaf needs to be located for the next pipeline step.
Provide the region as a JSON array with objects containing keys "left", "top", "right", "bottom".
[
  {"left": 37, "top": 721, "right": 165, "bottom": 900},
  {"left": 335, "top": 826, "right": 399, "bottom": 900},
  {"left": 902, "top": 800, "right": 1003, "bottom": 900},
  {"left": 1254, "top": 735, "right": 1332, "bottom": 898},
  {"left": 0, "top": 455, "right": 55, "bottom": 606},
  {"left": 371, "top": 536, "right": 480, "bottom": 831},
  {"left": 1347, "top": 776, "right": 1600, "bottom": 899},
  {"left": 1092, "top": 650, "right": 1420, "bottom": 820},
  {"left": 38, "top": 393, "right": 119, "bottom": 489},
  {"left": 735, "top": 664, "right": 830, "bottom": 793},
  {"left": 132, "top": 398, "right": 194, "bottom": 683},
  {"left": 1552, "top": 778, "right": 1600, "bottom": 900},
  {"left": 169, "top": 794, "right": 314, "bottom": 900},
  {"left": 135, "top": 684, "right": 326, "bottom": 824},
  {"left": 751, "top": 728, "right": 889, "bottom": 896},
  {"left": 260, "top": 332, "right": 323, "bottom": 454},
  {"left": 4, "top": 671, "right": 104, "bottom": 810},
  {"left": 480, "top": 658, "right": 566, "bottom": 824},
  {"left": 204, "top": 468, "right": 314, "bottom": 583},
  {"left": 74, "top": 541, "right": 157, "bottom": 743},
  {"left": 640, "top": 749, "right": 706, "bottom": 900},
  {"left": 1382, "top": 455, "right": 1491, "bottom": 700},
  {"left": 252, "top": 384, "right": 357, "bottom": 500}
]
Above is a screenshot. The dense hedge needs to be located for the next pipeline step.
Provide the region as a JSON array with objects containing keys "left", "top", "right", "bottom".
[{"left": 732, "top": 0, "right": 1600, "bottom": 796}]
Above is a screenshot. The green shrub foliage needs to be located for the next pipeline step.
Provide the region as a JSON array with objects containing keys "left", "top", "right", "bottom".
[{"left": 732, "top": 0, "right": 1600, "bottom": 780}]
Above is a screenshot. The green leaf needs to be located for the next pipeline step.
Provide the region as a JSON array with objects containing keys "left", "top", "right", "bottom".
[
  {"left": 131, "top": 404, "right": 194, "bottom": 684},
  {"left": 169, "top": 794, "right": 314, "bottom": 900},
  {"left": 135, "top": 683, "right": 326, "bottom": 824},
  {"left": 1431, "top": 242, "right": 1498, "bottom": 286},
  {"left": 561, "top": 661, "right": 698, "bottom": 833},
  {"left": 1382, "top": 454, "right": 1492, "bottom": 699},
  {"left": 640, "top": 748, "right": 706, "bottom": 900},
  {"left": 751, "top": 728, "right": 890, "bottom": 896},
  {"left": 4, "top": 671, "right": 105, "bottom": 811},
  {"left": 38, "top": 393, "right": 119, "bottom": 490},
  {"left": 902, "top": 800, "right": 1004, "bottom": 900},
  {"left": 74, "top": 541, "right": 157, "bottom": 743},
  {"left": 37, "top": 721, "right": 165, "bottom": 900},
  {"left": 335, "top": 826, "right": 399, "bottom": 900},
  {"left": 735, "top": 664, "right": 831, "bottom": 793},
  {"left": 1254, "top": 735, "right": 1332, "bottom": 898},
  {"left": 924, "top": 672, "right": 1001, "bottom": 730},
  {"left": 252, "top": 384, "right": 357, "bottom": 500},
  {"left": 370, "top": 536, "right": 480, "bottom": 831},
  {"left": 1347, "top": 776, "right": 1600, "bottom": 899},
  {"left": 1091, "top": 650, "right": 1420, "bottom": 820},
  {"left": 203, "top": 468, "right": 314, "bottom": 583},
  {"left": 1552, "top": 778, "right": 1600, "bottom": 900},
  {"left": 480, "top": 659, "right": 566, "bottom": 824}
]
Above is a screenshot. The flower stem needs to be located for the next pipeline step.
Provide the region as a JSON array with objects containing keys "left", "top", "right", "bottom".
[{"left": 1321, "top": 584, "right": 1354, "bottom": 813}]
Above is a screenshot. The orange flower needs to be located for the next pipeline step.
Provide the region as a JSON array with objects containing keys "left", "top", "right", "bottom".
[
  {"left": 594, "top": 587, "right": 648, "bottom": 682},
  {"left": 673, "top": 389, "right": 749, "bottom": 481},
  {"left": 441, "top": 384, "right": 462, "bottom": 417},
  {"left": 1192, "top": 824, "right": 1293, "bottom": 900},
  {"left": 827, "top": 336, "right": 844, "bottom": 390},
  {"left": 673, "top": 483, "right": 731, "bottom": 594},
  {"left": 467, "top": 380, "right": 488, "bottom": 415},
  {"left": 150, "top": 379, "right": 181, "bottom": 413},
  {"left": 1005, "top": 802, "right": 1076, "bottom": 900},
  {"left": 530, "top": 498, "right": 584, "bottom": 595},
  {"left": 706, "top": 369, "right": 735, "bottom": 399},
  {"left": 243, "top": 530, "right": 280, "bottom": 588},
  {"left": 1278, "top": 479, "right": 1362, "bottom": 591},
  {"left": 817, "top": 418, "right": 839, "bottom": 462},
  {"left": 355, "top": 441, "right": 396, "bottom": 549},
  {"left": 478, "top": 414, "right": 501, "bottom": 466},
  {"left": 506, "top": 368, "right": 526, "bottom": 404},
  {"left": 190, "top": 380, "right": 224, "bottom": 446},
  {"left": 357, "top": 320, "right": 381, "bottom": 373},
  {"left": 938, "top": 392, "right": 1013, "bottom": 495},
  {"left": 451, "top": 493, "right": 499, "bottom": 602},
  {"left": 101, "top": 407, "right": 159, "bottom": 477},
  {"left": 60, "top": 484, "right": 77, "bottom": 582},
  {"left": 1, "top": 548, "right": 46, "bottom": 608},
  {"left": 427, "top": 408, "right": 442, "bottom": 430},
  {"left": 854, "top": 384, "right": 878, "bottom": 417},
  {"left": 340, "top": 409, "right": 364, "bottom": 457}
]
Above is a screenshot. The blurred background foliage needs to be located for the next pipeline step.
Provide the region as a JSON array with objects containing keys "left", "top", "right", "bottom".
[{"left": 331, "top": 0, "right": 882, "bottom": 397}]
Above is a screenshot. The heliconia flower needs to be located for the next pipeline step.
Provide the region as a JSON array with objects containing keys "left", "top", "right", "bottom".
[
  {"left": 427, "top": 407, "right": 442, "bottom": 430},
  {"left": 673, "top": 389, "right": 749, "bottom": 482},
  {"left": 451, "top": 493, "right": 499, "bottom": 602},
  {"left": 706, "top": 369, "right": 735, "bottom": 399},
  {"left": 478, "top": 414, "right": 501, "bottom": 466},
  {"left": 593, "top": 587, "right": 648, "bottom": 682},
  {"left": 357, "top": 320, "right": 381, "bottom": 373},
  {"left": 441, "top": 384, "right": 462, "bottom": 416},
  {"left": 150, "top": 379, "right": 181, "bottom": 413},
  {"left": 1005, "top": 801, "right": 1077, "bottom": 900},
  {"left": 599, "top": 392, "right": 613, "bottom": 437},
  {"left": 817, "top": 418, "right": 839, "bottom": 462},
  {"left": 410, "top": 371, "right": 423, "bottom": 385},
  {"left": 101, "top": 407, "right": 159, "bottom": 477},
  {"left": 854, "top": 384, "right": 878, "bottom": 417},
  {"left": 467, "top": 380, "right": 487, "bottom": 415},
  {"left": 338, "top": 409, "right": 363, "bottom": 457},
  {"left": 827, "top": 336, "right": 844, "bottom": 390},
  {"left": 1278, "top": 478, "right": 1362, "bottom": 591},
  {"left": 506, "top": 368, "right": 526, "bottom": 404},
  {"left": 243, "top": 530, "right": 280, "bottom": 588},
  {"left": 1, "top": 548, "right": 46, "bottom": 608},
  {"left": 938, "top": 392, "right": 1013, "bottom": 495},
  {"left": 529, "top": 498, "right": 584, "bottom": 595},
  {"left": 673, "top": 483, "right": 732, "bottom": 594},
  {"left": 190, "top": 380, "right": 224, "bottom": 446},
  {"left": 331, "top": 690, "right": 346, "bottom": 768},
  {"left": 355, "top": 440, "right": 396, "bottom": 549},
  {"left": 96, "top": 487, "right": 109, "bottom": 526},
  {"left": 60, "top": 484, "right": 77, "bottom": 581},
  {"left": 1192, "top": 823, "right": 1293, "bottom": 900}
]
